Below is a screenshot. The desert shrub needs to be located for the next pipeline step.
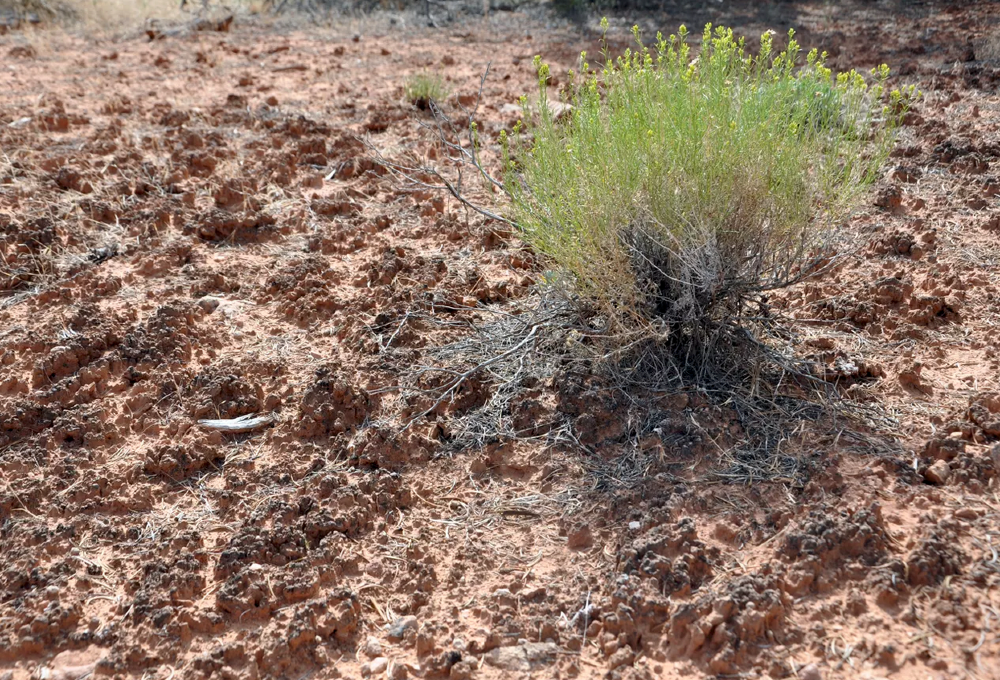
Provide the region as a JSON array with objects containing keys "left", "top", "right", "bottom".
[
  {"left": 0, "top": 0, "right": 76, "bottom": 20},
  {"left": 551, "top": 0, "right": 587, "bottom": 22},
  {"left": 502, "top": 23, "right": 911, "bottom": 366},
  {"left": 0, "top": 0, "right": 240, "bottom": 28},
  {"left": 404, "top": 73, "right": 449, "bottom": 110}
]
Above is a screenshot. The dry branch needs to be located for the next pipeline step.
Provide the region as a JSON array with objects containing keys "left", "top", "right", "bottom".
[{"left": 197, "top": 413, "right": 276, "bottom": 433}]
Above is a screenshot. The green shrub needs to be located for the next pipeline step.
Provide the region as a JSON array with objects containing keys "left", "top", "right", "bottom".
[
  {"left": 551, "top": 0, "right": 588, "bottom": 23},
  {"left": 502, "top": 23, "right": 911, "bottom": 362},
  {"left": 404, "top": 73, "right": 449, "bottom": 110}
]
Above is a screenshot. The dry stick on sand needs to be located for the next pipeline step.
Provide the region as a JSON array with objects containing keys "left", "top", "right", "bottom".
[{"left": 197, "top": 413, "right": 277, "bottom": 434}]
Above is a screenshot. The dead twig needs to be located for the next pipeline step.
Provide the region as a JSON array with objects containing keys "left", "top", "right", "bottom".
[{"left": 197, "top": 413, "right": 277, "bottom": 434}]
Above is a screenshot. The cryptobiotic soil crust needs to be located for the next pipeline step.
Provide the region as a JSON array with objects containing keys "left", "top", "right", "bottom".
[{"left": 2, "top": 2, "right": 1000, "bottom": 679}]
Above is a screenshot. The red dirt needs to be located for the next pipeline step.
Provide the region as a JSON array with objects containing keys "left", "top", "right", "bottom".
[{"left": 1, "top": 2, "right": 1000, "bottom": 680}]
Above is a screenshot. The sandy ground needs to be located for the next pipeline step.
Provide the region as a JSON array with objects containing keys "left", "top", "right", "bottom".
[{"left": 2, "top": 2, "right": 1000, "bottom": 679}]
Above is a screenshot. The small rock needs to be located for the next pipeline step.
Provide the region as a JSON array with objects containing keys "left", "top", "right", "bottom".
[
  {"left": 608, "top": 646, "right": 634, "bottom": 669},
  {"left": 484, "top": 646, "right": 529, "bottom": 672},
  {"left": 982, "top": 420, "right": 1000, "bottom": 438},
  {"left": 628, "top": 521, "right": 641, "bottom": 531},
  {"left": 844, "top": 588, "right": 867, "bottom": 616},
  {"left": 891, "top": 165, "right": 921, "bottom": 183},
  {"left": 524, "top": 641, "right": 559, "bottom": 665},
  {"left": 484, "top": 642, "right": 558, "bottom": 672},
  {"left": 875, "top": 644, "right": 897, "bottom": 669},
  {"left": 386, "top": 615, "right": 418, "bottom": 639},
  {"left": 943, "top": 295, "right": 962, "bottom": 314},
  {"left": 449, "top": 660, "right": 475, "bottom": 680},
  {"left": 521, "top": 586, "right": 546, "bottom": 602},
  {"left": 492, "top": 588, "right": 516, "bottom": 606},
  {"left": 566, "top": 525, "right": 593, "bottom": 549},
  {"left": 59, "top": 665, "right": 100, "bottom": 680},
  {"left": 45, "top": 649, "right": 104, "bottom": 680},
  {"left": 198, "top": 296, "right": 221, "bottom": 313},
  {"left": 416, "top": 630, "right": 436, "bottom": 656},
  {"left": 924, "top": 460, "right": 951, "bottom": 485},
  {"left": 388, "top": 661, "right": 408, "bottom": 680},
  {"left": 798, "top": 663, "right": 823, "bottom": 680},
  {"left": 874, "top": 184, "right": 903, "bottom": 211},
  {"left": 954, "top": 506, "right": 980, "bottom": 520},
  {"left": 364, "top": 636, "right": 383, "bottom": 658},
  {"left": 898, "top": 363, "right": 925, "bottom": 391},
  {"left": 370, "top": 657, "right": 389, "bottom": 675}
]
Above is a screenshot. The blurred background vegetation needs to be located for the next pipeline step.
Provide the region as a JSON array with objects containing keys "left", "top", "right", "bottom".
[{"left": 0, "top": 0, "right": 931, "bottom": 32}]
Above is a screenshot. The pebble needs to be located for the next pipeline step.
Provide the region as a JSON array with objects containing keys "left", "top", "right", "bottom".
[
  {"left": 197, "top": 296, "right": 221, "bottom": 313},
  {"left": 924, "top": 460, "right": 951, "bottom": 485},
  {"left": 954, "top": 506, "right": 980, "bottom": 520},
  {"left": 483, "top": 642, "right": 559, "bottom": 672},
  {"left": 799, "top": 663, "right": 824, "bottom": 680},
  {"left": 448, "top": 661, "right": 475, "bottom": 680},
  {"left": 608, "top": 646, "right": 634, "bottom": 670},
  {"left": 566, "top": 525, "right": 593, "bottom": 549},
  {"left": 492, "top": 588, "right": 516, "bottom": 605},
  {"left": 386, "top": 615, "right": 418, "bottom": 639},
  {"left": 363, "top": 636, "right": 383, "bottom": 658},
  {"left": 370, "top": 657, "right": 388, "bottom": 675}
]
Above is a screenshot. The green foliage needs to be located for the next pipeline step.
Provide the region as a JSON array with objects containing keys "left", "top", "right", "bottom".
[
  {"left": 502, "top": 23, "right": 913, "bottom": 349},
  {"left": 404, "top": 73, "right": 449, "bottom": 110},
  {"left": 551, "top": 0, "right": 588, "bottom": 23}
]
